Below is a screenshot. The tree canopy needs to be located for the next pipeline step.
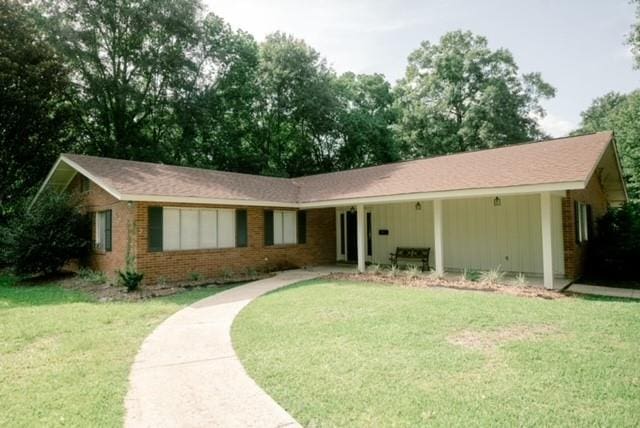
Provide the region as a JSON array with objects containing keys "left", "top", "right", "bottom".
[
  {"left": 574, "top": 91, "right": 640, "bottom": 199},
  {"left": 0, "top": 0, "right": 74, "bottom": 219},
  {"left": 394, "top": 31, "right": 555, "bottom": 158}
]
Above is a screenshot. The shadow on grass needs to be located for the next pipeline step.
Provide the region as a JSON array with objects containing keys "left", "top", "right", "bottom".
[{"left": 570, "top": 293, "right": 640, "bottom": 304}]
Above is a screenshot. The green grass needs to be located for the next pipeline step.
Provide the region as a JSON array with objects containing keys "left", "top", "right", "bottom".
[
  {"left": 232, "top": 279, "right": 640, "bottom": 427},
  {"left": 0, "top": 274, "right": 230, "bottom": 427}
]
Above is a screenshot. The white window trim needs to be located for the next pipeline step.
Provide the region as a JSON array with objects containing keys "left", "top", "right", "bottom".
[{"left": 162, "top": 207, "right": 236, "bottom": 251}]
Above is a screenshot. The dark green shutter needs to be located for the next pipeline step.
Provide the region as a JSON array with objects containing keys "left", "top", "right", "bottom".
[
  {"left": 340, "top": 213, "right": 345, "bottom": 255},
  {"left": 574, "top": 201, "right": 580, "bottom": 244},
  {"left": 236, "top": 209, "right": 248, "bottom": 247},
  {"left": 105, "top": 210, "right": 112, "bottom": 252},
  {"left": 586, "top": 204, "right": 593, "bottom": 241},
  {"left": 264, "top": 210, "right": 274, "bottom": 246},
  {"left": 297, "top": 210, "right": 307, "bottom": 244},
  {"left": 148, "top": 207, "right": 163, "bottom": 252}
]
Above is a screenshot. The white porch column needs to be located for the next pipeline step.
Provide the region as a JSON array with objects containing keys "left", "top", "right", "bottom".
[
  {"left": 356, "top": 204, "right": 366, "bottom": 273},
  {"left": 433, "top": 199, "right": 444, "bottom": 276},
  {"left": 540, "top": 192, "right": 554, "bottom": 289}
]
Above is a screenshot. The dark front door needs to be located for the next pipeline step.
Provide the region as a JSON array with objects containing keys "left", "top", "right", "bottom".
[{"left": 346, "top": 211, "right": 358, "bottom": 262}]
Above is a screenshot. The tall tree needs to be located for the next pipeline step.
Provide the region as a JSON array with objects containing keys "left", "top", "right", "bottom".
[
  {"left": 41, "top": 0, "right": 252, "bottom": 164},
  {"left": 335, "top": 72, "right": 399, "bottom": 169},
  {"left": 574, "top": 91, "right": 640, "bottom": 199},
  {"left": 628, "top": 0, "right": 640, "bottom": 68},
  {"left": 253, "top": 32, "right": 341, "bottom": 177},
  {"left": 0, "top": 0, "right": 74, "bottom": 219},
  {"left": 394, "top": 30, "right": 555, "bottom": 158}
]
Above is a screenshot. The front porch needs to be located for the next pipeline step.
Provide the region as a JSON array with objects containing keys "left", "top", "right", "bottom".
[{"left": 332, "top": 192, "right": 568, "bottom": 289}]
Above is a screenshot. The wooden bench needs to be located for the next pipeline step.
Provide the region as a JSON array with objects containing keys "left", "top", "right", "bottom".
[{"left": 389, "top": 247, "right": 430, "bottom": 271}]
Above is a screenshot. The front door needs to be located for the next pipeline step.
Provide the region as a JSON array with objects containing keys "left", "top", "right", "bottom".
[{"left": 346, "top": 211, "right": 358, "bottom": 262}]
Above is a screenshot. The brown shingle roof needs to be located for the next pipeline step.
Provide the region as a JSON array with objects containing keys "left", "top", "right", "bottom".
[{"left": 61, "top": 132, "right": 613, "bottom": 205}]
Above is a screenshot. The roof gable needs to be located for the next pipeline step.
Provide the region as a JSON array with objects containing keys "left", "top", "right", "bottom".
[{"left": 35, "top": 132, "right": 624, "bottom": 207}]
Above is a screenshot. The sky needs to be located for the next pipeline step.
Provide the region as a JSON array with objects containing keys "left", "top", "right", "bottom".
[{"left": 203, "top": 0, "right": 638, "bottom": 137}]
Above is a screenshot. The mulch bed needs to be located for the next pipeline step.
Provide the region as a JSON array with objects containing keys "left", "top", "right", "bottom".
[
  {"left": 47, "top": 272, "right": 275, "bottom": 302},
  {"left": 327, "top": 272, "right": 566, "bottom": 300}
]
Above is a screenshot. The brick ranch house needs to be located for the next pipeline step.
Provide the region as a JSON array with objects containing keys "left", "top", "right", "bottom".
[{"left": 34, "top": 131, "right": 626, "bottom": 289}]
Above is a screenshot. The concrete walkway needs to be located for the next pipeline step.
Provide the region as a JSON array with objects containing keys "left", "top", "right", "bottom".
[
  {"left": 567, "top": 283, "right": 640, "bottom": 299},
  {"left": 124, "top": 269, "right": 328, "bottom": 428}
]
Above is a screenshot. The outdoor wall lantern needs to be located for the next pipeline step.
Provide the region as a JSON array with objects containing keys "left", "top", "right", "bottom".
[
  {"left": 349, "top": 206, "right": 356, "bottom": 214},
  {"left": 493, "top": 196, "right": 501, "bottom": 207},
  {"left": 415, "top": 202, "right": 422, "bottom": 211}
]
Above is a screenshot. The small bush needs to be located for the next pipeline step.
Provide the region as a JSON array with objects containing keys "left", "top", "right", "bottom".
[
  {"left": 369, "top": 264, "right": 382, "bottom": 275},
  {"left": 78, "top": 268, "right": 107, "bottom": 285},
  {"left": 157, "top": 276, "right": 168, "bottom": 287},
  {"left": 585, "top": 202, "right": 640, "bottom": 280},
  {"left": 463, "top": 268, "right": 481, "bottom": 282},
  {"left": 222, "top": 267, "right": 234, "bottom": 280},
  {"left": 405, "top": 264, "right": 421, "bottom": 279},
  {"left": 118, "top": 269, "right": 144, "bottom": 292},
  {"left": 479, "top": 266, "right": 505, "bottom": 284},
  {"left": 189, "top": 271, "right": 203, "bottom": 281},
  {"left": 386, "top": 265, "right": 400, "bottom": 278},
  {"left": 247, "top": 267, "right": 258, "bottom": 278},
  {"left": 514, "top": 272, "right": 527, "bottom": 286},
  {"left": 0, "top": 190, "right": 91, "bottom": 275}
]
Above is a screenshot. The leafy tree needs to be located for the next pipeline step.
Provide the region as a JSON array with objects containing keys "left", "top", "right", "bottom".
[
  {"left": 0, "top": 190, "right": 91, "bottom": 275},
  {"left": 172, "top": 20, "right": 262, "bottom": 173},
  {"left": 0, "top": 0, "right": 74, "bottom": 220},
  {"left": 335, "top": 72, "right": 399, "bottom": 169},
  {"left": 41, "top": 0, "right": 252, "bottom": 164},
  {"left": 253, "top": 32, "right": 341, "bottom": 177},
  {"left": 574, "top": 91, "right": 640, "bottom": 199},
  {"left": 628, "top": 0, "right": 640, "bottom": 69},
  {"left": 394, "top": 30, "right": 555, "bottom": 158}
]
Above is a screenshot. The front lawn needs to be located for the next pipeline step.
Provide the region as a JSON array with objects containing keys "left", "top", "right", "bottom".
[
  {"left": 232, "top": 279, "right": 640, "bottom": 427},
  {"left": 0, "top": 274, "right": 230, "bottom": 427}
]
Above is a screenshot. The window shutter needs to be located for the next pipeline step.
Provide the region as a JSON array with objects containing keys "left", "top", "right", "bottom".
[
  {"left": 340, "top": 213, "right": 345, "bottom": 255},
  {"left": 236, "top": 209, "right": 248, "bottom": 247},
  {"left": 105, "top": 210, "right": 112, "bottom": 252},
  {"left": 264, "top": 210, "right": 274, "bottom": 246},
  {"left": 148, "top": 207, "right": 163, "bottom": 252},
  {"left": 574, "top": 201, "right": 580, "bottom": 244},
  {"left": 586, "top": 204, "right": 594, "bottom": 241},
  {"left": 297, "top": 210, "right": 307, "bottom": 244}
]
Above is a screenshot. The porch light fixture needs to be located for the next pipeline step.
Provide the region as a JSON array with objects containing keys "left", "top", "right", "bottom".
[
  {"left": 493, "top": 197, "right": 501, "bottom": 207},
  {"left": 415, "top": 202, "right": 422, "bottom": 211},
  {"left": 349, "top": 206, "right": 356, "bottom": 214}
]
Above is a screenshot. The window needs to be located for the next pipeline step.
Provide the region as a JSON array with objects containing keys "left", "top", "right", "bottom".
[
  {"left": 161, "top": 207, "right": 237, "bottom": 251},
  {"left": 94, "top": 210, "right": 112, "bottom": 252},
  {"left": 264, "top": 210, "right": 297, "bottom": 245},
  {"left": 575, "top": 202, "right": 592, "bottom": 243}
]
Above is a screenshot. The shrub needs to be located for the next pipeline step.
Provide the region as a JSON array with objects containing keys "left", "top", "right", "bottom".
[
  {"left": 0, "top": 190, "right": 91, "bottom": 275},
  {"left": 157, "top": 276, "right": 168, "bottom": 287},
  {"left": 78, "top": 268, "right": 107, "bottom": 285},
  {"left": 479, "top": 266, "right": 505, "bottom": 284},
  {"left": 405, "top": 264, "right": 421, "bottom": 279},
  {"left": 189, "top": 271, "right": 203, "bottom": 281},
  {"left": 585, "top": 202, "right": 640, "bottom": 280},
  {"left": 514, "top": 272, "right": 527, "bottom": 286},
  {"left": 222, "top": 267, "right": 234, "bottom": 280},
  {"left": 369, "top": 264, "right": 382, "bottom": 275},
  {"left": 118, "top": 269, "right": 144, "bottom": 292},
  {"left": 386, "top": 265, "right": 400, "bottom": 278},
  {"left": 463, "top": 268, "right": 481, "bottom": 282}
]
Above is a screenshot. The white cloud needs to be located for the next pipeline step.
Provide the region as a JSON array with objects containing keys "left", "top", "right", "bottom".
[{"left": 537, "top": 113, "right": 576, "bottom": 138}]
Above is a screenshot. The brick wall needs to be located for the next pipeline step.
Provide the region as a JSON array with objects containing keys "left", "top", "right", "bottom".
[
  {"left": 562, "top": 173, "right": 609, "bottom": 279},
  {"left": 135, "top": 202, "right": 336, "bottom": 284},
  {"left": 68, "top": 175, "right": 137, "bottom": 279}
]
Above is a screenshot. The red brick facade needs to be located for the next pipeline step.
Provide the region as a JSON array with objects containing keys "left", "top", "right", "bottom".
[
  {"left": 135, "top": 203, "right": 336, "bottom": 284},
  {"left": 561, "top": 173, "right": 609, "bottom": 279},
  {"left": 71, "top": 175, "right": 336, "bottom": 284}
]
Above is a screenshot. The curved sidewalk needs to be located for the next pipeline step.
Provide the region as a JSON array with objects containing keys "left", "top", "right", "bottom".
[{"left": 124, "top": 269, "right": 326, "bottom": 428}]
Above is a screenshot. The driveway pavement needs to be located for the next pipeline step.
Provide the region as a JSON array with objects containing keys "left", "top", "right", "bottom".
[{"left": 124, "top": 269, "right": 327, "bottom": 428}]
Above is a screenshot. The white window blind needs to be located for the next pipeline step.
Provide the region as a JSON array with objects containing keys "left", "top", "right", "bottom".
[
  {"left": 273, "top": 210, "right": 297, "bottom": 245},
  {"left": 162, "top": 208, "right": 235, "bottom": 250},
  {"left": 95, "top": 212, "right": 105, "bottom": 250}
]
